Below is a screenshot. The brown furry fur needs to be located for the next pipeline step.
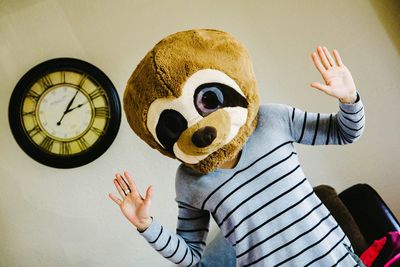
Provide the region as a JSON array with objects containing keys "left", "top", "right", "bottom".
[{"left": 124, "top": 29, "right": 259, "bottom": 173}]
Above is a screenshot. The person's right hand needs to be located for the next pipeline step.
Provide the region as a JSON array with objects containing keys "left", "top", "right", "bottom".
[{"left": 109, "top": 171, "right": 153, "bottom": 232}]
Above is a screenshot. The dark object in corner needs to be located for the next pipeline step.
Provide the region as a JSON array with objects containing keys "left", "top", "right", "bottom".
[
  {"left": 314, "top": 183, "right": 400, "bottom": 256},
  {"left": 339, "top": 184, "right": 400, "bottom": 246}
]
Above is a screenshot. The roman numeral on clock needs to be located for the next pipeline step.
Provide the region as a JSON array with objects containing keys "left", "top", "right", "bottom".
[
  {"left": 90, "top": 126, "right": 105, "bottom": 136},
  {"left": 77, "top": 138, "right": 90, "bottom": 151},
  {"left": 60, "top": 71, "right": 66, "bottom": 83},
  {"left": 40, "top": 75, "right": 53, "bottom": 90},
  {"left": 89, "top": 88, "right": 105, "bottom": 99},
  {"left": 60, "top": 142, "right": 72, "bottom": 155},
  {"left": 27, "top": 125, "right": 42, "bottom": 137},
  {"left": 40, "top": 137, "right": 54, "bottom": 152},
  {"left": 78, "top": 74, "right": 88, "bottom": 88},
  {"left": 23, "top": 110, "right": 36, "bottom": 116},
  {"left": 95, "top": 107, "right": 110, "bottom": 118},
  {"left": 26, "top": 90, "right": 41, "bottom": 101}
]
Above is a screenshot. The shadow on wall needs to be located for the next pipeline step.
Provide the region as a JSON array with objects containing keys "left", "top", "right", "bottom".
[
  {"left": 0, "top": 0, "right": 43, "bottom": 16},
  {"left": 369, "top": 0, "right": 400, "bottom": 55}
]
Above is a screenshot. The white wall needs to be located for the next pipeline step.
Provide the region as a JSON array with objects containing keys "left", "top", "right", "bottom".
[{"left": 0, "top": 0, "right": 399, "bottom": 266}]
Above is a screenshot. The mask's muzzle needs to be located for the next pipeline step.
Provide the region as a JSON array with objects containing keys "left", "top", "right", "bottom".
[{"left": 174, "top": 109, "right": 231, "bottom": 157}]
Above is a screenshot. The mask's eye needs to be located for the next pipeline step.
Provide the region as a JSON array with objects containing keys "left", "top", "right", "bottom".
[
  {"left": 194, "top": 85, "right": 224, "bottom": 116},
  {"left": 194, "top": 83, "right": 248, "bottom": 117},
  {"left": 156, "top": 109, "right": 187, "bottom": 153}
]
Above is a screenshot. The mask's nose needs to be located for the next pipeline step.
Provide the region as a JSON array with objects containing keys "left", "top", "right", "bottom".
[
  {"left": 191, "top": 126, "right": 217, "bottom": 148},
  {"left": 173, "top": 109, "right": 231, "bottom": 162}
]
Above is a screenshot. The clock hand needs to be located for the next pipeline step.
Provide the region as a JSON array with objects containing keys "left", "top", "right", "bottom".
[
  {"left": 57, "top": 89, "right": 80, "bottom": 126},
  {"left": 64, "top": 89, "right": 80, "bottom": 112},
  {"left": 56, "top": 101, "right": 89, "bottom": 125},
  {"left": 64, "top": 101, "right": 88, "bottom": 113},
  {"left": 57, "top": 113, "right": 67, "bottom": 126}
]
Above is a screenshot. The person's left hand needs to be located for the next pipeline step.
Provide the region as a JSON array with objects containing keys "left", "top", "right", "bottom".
[{"left": 310, "top": 46, "right": 357, "bottom": 104}]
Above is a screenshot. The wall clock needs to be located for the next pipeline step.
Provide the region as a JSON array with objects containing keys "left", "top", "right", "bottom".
[{"left": 8, "top": 58, "right": 121, "bottom": 168}]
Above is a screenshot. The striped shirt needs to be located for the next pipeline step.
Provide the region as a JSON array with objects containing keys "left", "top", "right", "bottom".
[{"left": 140, "top": 97, "right": 365, "bottom": 266}]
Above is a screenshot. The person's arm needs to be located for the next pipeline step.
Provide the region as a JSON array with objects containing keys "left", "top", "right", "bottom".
[
  {"left": 109, "top": 172, "right": 210, "bottom": 266},
  {"left": 289, "top": 94, "right": 364, "bottom": 145},
  {"left": 140, "top": 202, "right": 210, "bottom": 266},
  {"left": 289, "top": 46, "right": 365, "bottom": 145}
]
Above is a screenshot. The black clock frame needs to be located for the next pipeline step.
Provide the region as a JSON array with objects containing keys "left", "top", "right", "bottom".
[{"left": 8, "top": 58, "right": 121, "bottom": 168}]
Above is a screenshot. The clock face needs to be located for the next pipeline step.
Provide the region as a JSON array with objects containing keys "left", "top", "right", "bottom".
[
  {"left": 37, "top": 85, "right": 92, "bottom": 140},
  {"left": 9, "top": 58, "right": 121, "bottom": 168}
]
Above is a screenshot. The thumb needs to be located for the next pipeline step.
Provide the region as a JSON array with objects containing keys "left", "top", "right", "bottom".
[{"left": 310, "top": 82, "right": 331, "bottom": 94}]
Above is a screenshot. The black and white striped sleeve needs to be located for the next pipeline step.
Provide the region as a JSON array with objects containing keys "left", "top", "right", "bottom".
[
  {"left": 139, "top": 202, "right": 210, "bottom": 266},
  {"left": 289, "top": 93, "right": 365, "bottom": 145}
]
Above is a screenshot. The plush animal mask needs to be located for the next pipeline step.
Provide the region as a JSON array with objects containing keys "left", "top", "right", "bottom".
[{"left": 124, "top": 29, "right": 259, "bottom": 173}]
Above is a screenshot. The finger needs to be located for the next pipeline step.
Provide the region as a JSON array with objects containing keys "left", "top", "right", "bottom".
[
  {"left": 120, "top": 175, "right": 131, "bottom": 193},
  {"left": 310, "top": 82, "right": 331, "bottom": 94},
  {"left": 108, "top": 192, "right": 122, "bottom": 205},
  {"left": 317, "top": 46, "right": 331, "bottom": 69},
  {"left": 322, "top": 47, "right": 335, "bottom": 67},
  {"left": 116, "top": 173, "right": 130, "bottom": 195},
  {"left": 311, "top": 52, "right": 326, "bottom": 75},
  {"left": 124, "top": 171, "right": 140, "bottom": 196},
  {"left": 113, "top": 179, "right": 126, "bottom": 198},
  {"left": 116, "top": 173, "right": 130, "bottom": 190},
  {"left": 333, "top": 49, "right": 344, "bottom": 66},
  {"left": 143, "top": 185, "right": 153, "bottom": 206}
]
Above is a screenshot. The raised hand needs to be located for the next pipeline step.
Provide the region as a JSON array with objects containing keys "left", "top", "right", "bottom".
[
  {"left": 109, "top": 171, "right": 153, "bottom": 231},
  {"left": 311, "top": 46, "right": 357, "bottom": 104}
]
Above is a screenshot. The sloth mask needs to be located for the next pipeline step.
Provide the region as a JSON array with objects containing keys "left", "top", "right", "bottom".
[{"left": 124, "top": 29, "right": 259, "bottom": 173}]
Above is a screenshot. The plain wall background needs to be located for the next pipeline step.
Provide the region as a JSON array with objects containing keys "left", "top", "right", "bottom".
[{"left": 0, "top": 0, "right": 399, "bottom": 266}]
